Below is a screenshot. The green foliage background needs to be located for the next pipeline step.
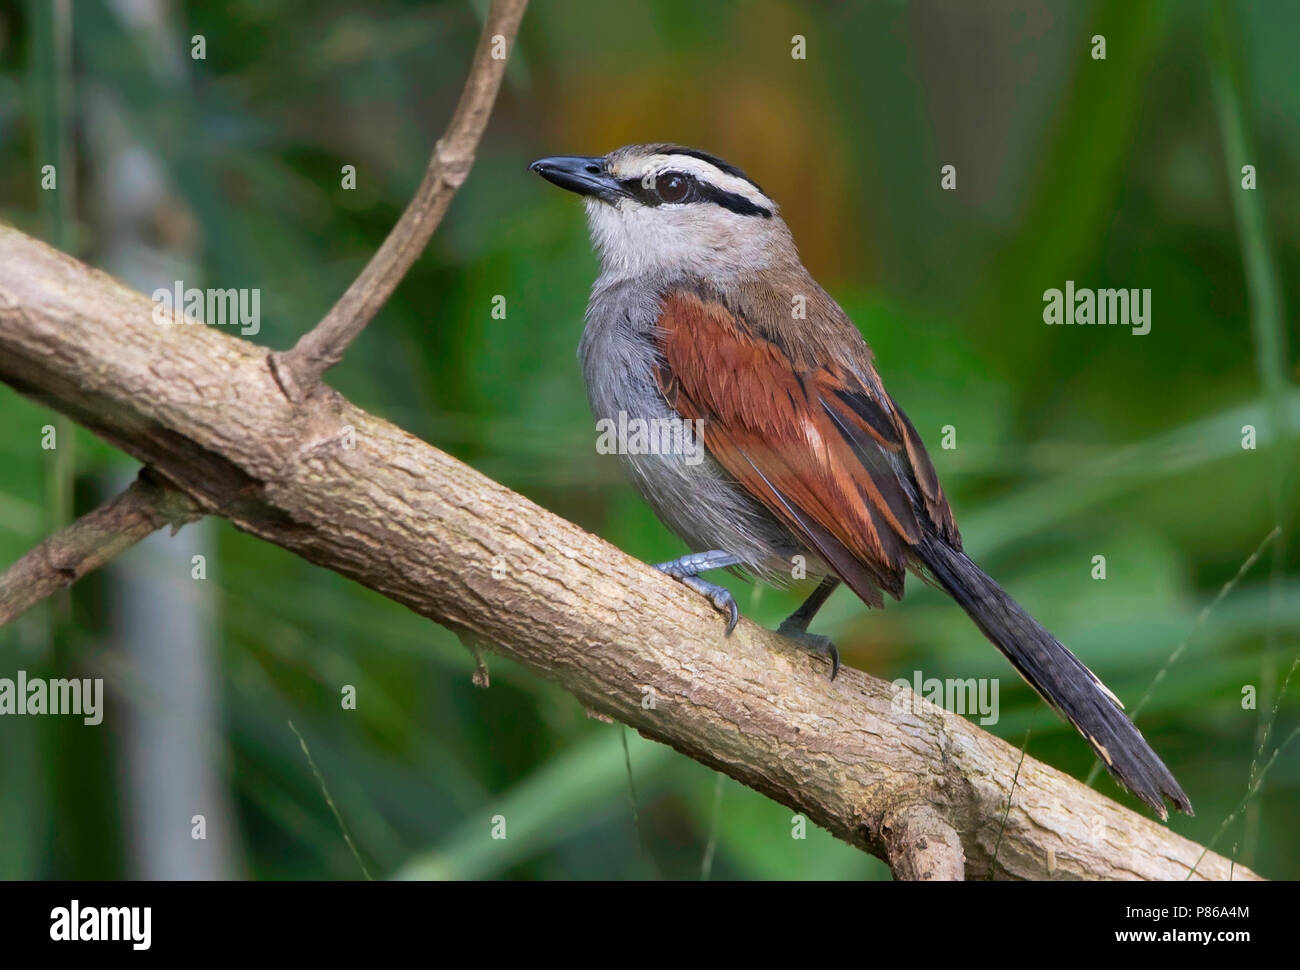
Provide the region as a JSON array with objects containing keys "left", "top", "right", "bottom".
[{"left": 0, "top": 0, "right": 1296, "bottom": 879}]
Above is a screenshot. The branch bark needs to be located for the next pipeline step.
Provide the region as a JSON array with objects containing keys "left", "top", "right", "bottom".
[
  {"left": 0, "top": 468, "right": 199, "bottom": 626},
  {"left": 880, "top": 803, "right": 966, "bottom": 881},
  {"left": 0, "top": 225, "right": 1261, "bottom": 880},
  {"left": 1, "top": 0, "right": 527, "bottom": 629}
]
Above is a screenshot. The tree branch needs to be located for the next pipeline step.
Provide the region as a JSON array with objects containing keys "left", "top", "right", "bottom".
[
  {"left": 0, "top": 467, "right": 199, "bottom": 626},
  {"left": 268, "top": 0, "right": 529, "bottom": 401},
  {"left": 881, "top": 803, "right": 966, "bottom": 881},
  {"left": 2, "top": 0, "right": 528, "bottom": 632},
  {"left": 0, "top": 225, "right": 1261, "bottom": 880}
]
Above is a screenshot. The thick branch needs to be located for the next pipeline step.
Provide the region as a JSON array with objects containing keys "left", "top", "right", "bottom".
[
  {"left": 0, "top": 468, "right": 199, "bottom": 626},
  {"left": 0, "top": 226, "right": 1261, "bottom": 881},
  {"left": 269, "top": 0, "right": 529, "bottom": 400}
]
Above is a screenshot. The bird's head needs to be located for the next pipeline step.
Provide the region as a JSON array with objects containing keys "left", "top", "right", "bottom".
[{"left": 530, "top": 143, "right": 796, "bottom": 279}]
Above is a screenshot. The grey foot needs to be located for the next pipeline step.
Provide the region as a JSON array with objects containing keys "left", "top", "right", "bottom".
[
  {"left": 776, "top": 622, "right": 840, "bottom": 680},
  {"left": 655, "top": 551, "right": 742, "bottom": 635},
  {"left": 680, "top": 575, "right": 740, "bottom": 635}
]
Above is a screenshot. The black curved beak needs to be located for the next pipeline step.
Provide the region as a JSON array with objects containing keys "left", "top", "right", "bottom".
[{"left": 529, "top": 155, "right": 622, "bottom": 202}]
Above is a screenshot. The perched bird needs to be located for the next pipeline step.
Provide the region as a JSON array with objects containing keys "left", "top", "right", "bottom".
[{"left": 530, "top": 143, "right": 1192, "bottom": 819}]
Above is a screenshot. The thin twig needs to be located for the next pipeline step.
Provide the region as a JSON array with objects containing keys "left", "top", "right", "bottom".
[
  {"left": 621, "top": 727, "right": 661, "bottom": 878},
  {"left": 699, "top": 772, "right": 724, "bottom": 881},
  {"left": 1227, "top": 656, "right": 1299, "bottom": 877},
  {"left": 1084, "top": 527, "right": 1279, "bottom": 788},
  {"left": 989, "top": 708, "right": 1037, "bottom": 879},
  {"left": 1186, "top": 723, "right": 1299, "bottom": 880},
  {"left": 269, "top": 0, "right": 530, "bottom": 400},
  {"left": 1208, "top": 0, "right": 1293, "bottom": 860},
  {"left": 0, "top": 469, "right": 199, "bottom": 628},
  {"left": 289, "top": 720, "right": 373, "bottom": 880}
]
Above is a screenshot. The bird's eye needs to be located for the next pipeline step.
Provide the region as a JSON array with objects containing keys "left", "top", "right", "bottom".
[{"left": 656, "top": 172, "right": 691, "bottom": 204}]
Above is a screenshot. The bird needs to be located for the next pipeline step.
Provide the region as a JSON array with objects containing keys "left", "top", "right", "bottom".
[{"left": 530, "top": 143, "right": 1192, "bottom": 820}]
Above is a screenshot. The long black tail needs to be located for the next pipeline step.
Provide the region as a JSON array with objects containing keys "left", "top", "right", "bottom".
[{"left": 916, "top": 534, "right": 1192, "bottom": 819}]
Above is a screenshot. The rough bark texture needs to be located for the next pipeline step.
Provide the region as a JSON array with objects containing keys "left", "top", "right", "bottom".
[
  {"left": 0, "top": 226, "right": 1261, "bottom": 880},
  {"left": 880, "top": 803, "right": 967, "bottom": 881},
  {"left": 0, "top": 468, "right": 198, "bottom": 625}
]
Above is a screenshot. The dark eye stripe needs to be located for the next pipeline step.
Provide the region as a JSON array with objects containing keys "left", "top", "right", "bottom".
[
  {"left": 655, "top": 145, "right": 767, "bottom": 196},
  {"left": 697, "top": 183, "right": 771, "bottom": 218},
  {"left": 616, "top": 174, "right": 771, "bottom": 219}
]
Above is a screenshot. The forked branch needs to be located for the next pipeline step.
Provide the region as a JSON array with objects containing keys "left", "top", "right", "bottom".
[
  {"left": 0, "top": 0, "right": 1262, "bottom": 880},
  {"left": 0, "top": 225, "right": 1261, "bottom": 881}
]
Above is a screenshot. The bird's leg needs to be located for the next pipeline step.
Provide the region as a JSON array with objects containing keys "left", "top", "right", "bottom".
[
  {"left": 654, "top": 551, "right": 741, "bottom": 635},
  {"left": 778, "top": 576, "right": 842, "bottom": 679}
]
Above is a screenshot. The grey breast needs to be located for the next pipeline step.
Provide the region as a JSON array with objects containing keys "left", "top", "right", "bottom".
[{"left": 577, "top": 274, "right": 808, "bottom": 583}]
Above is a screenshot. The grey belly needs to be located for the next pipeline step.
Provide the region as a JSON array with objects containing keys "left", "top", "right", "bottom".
[{"left": 578, "top": 285, "right": 809, "bottom": 583}]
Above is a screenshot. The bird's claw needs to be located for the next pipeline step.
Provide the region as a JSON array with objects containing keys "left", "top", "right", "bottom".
[
  {"left": 677, "top": 575, "right": 740, "bottom": 635},
  {"left": 777, "top": 624, "right": 840, "bottom": 680}
]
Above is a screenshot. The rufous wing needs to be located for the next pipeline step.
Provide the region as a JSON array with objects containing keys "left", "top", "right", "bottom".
[{"left": 653, "top": 288, "right": 959, "bottom": 607}]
